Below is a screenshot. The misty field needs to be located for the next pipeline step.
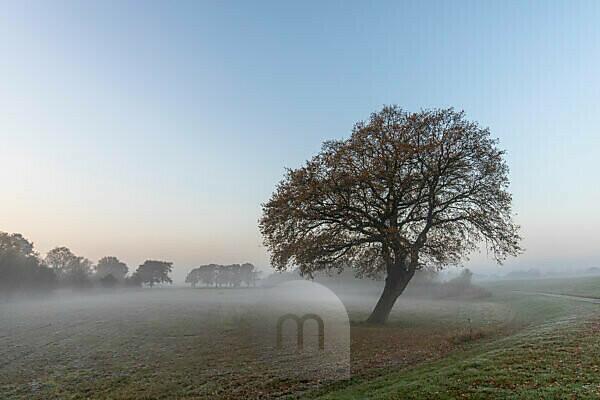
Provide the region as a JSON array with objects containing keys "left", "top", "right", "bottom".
[{"left": 1, "top": 278, "right": 599, "bottom": 399}]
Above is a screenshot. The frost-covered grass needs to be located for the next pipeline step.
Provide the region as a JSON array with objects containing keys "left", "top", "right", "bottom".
[
  {"left": 0, "top": 288, "right": 515, "bottom": 399},
  {"left": 2, "top": 283, "right": 597, "bottom": 399},
  {"left": 309, "top": 291, "right": 600, "bottom": 399}
]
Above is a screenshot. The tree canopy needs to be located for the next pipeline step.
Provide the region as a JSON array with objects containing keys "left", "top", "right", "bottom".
[
  {"left": 186, "top": 263, "right": 257, "bottom": 288},
  {"left": 0, "top": 232, "right": 56, "bottom": 294},
  {"left": 45, "top": 246, "right": 93, "bottom": 287},
  {"left": 260, "top": 106, "right": 521, "bottom": 323},
  {"left": 135, "top": 260, "right": 173, "bottom": 287},
  {"left": 96, "top": 256, "right": 129, "bottom": 281}
]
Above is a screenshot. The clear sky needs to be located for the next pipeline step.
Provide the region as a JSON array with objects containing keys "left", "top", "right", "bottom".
[{"left": 1, "top": 1, "right": 599, "bottom": 281}]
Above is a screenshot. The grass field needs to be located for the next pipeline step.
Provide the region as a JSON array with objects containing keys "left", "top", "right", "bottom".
[
  {"left": 484, "top": 276, "right": 600, "bottom": 299},
  {"left": 1, "top": 278, "right": 599, "bottom": 399},
  {"left": 307, "top": 279, "right": 600, "bottom": 399}
]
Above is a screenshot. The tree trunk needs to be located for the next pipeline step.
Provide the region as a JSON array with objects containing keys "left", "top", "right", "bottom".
[{"left": 366, "top": 261, "right": 415, "bottom": 324}]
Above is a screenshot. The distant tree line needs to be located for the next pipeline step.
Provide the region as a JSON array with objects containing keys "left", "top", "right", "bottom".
[
  {"left": 185, "top": 263, "right": 259, "bottom": 288},
  {"left": 0, "top": 231, "right": 173, "bottom": 295}
]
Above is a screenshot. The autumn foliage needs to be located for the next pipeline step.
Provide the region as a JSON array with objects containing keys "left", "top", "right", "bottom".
[{"left": 260, "top": 106, "right": 521, "bottom": 323}]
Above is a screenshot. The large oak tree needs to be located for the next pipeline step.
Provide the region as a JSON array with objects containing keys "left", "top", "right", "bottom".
[{"left": 260, "top": 106, "right": 521, "bottom": 324}]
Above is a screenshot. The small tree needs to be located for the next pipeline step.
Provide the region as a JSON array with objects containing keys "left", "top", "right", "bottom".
[
  {"left": 260, "top": 106, "right": 521, "bottom": 324},
  {"left": 135, "top": 260, "right": 173, "bottom": 287},
  {"left": 45, "top": 247, "right": 77, "bottom": 276},
  {"left": 96, "top": 256, "right": 128, "bottom": 281},
  {"left": 0, "top": 232, "right": 56, "bottom": 293},
  {"left": 45, "top": 246, "right": 93, "bottom": 287},
  {"left": 185, "top": 268, "right": 201, "bottom": 288},
  {"left": 0, "top": 232, "right": 35, "bottom": 256},
  {"left": 240, "top": 263, "right": 256, "bottom": 287},
  {"left": 65, "top": 258, "right": 94, "bottom": 289}
]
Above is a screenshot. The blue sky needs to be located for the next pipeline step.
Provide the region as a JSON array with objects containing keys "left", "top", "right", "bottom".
[{"left": 1, "top": 1, "right": 599, "bottom": 280}]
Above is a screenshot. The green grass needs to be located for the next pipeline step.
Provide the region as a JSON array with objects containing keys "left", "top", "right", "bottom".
[
  {"left": 483, "top": 276, "right": 600, "bottom": 299},
  {"left": 306, "top": 292, "right": 600, "bottom": 399},
  {"left": 313, "top": 322, "right": 600, "bottom": 399}
]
